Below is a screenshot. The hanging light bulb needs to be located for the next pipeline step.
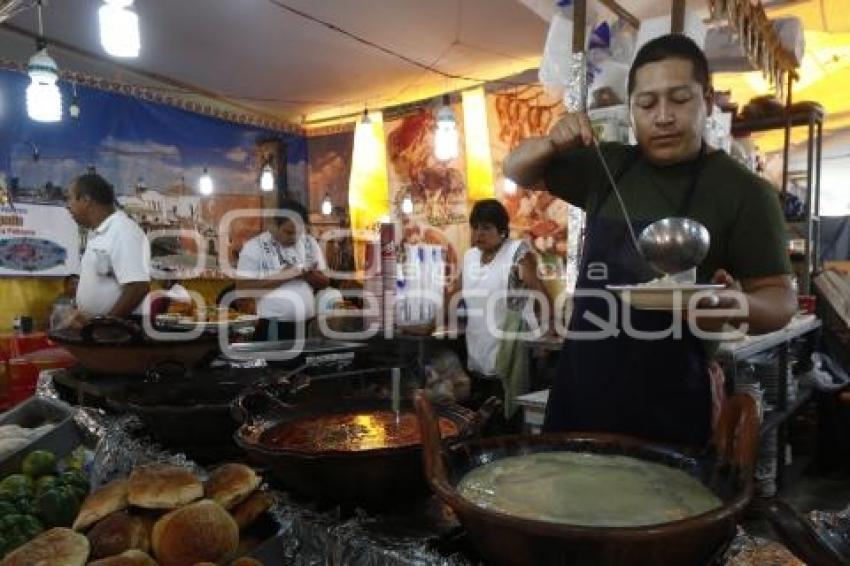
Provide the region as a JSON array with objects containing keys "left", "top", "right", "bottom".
[
  {"left": 69, "top": 83, "right": 80, "bottom": 120},
  {"left": 199, "top": 168, "right": 213, "bottom": 196},
  {"left": 502, "top": 177, "right": 518, "bottom": 195},
  {"left": 321, "top": 193, "right": 333, "bottom": 216},
  {"left": 99, "top": 0, "right": 140, "bottom": 58},
  {"left": 434, "top": 94, "right": 459, "bottom": 161},
  {"left": 260, "top": 163, "right": 274, "bottom": 192},
  {"left": 26, "top": 47, "right": 61, "bottom": 123},
  {"left": 401, "top": 193, "right": 413, "bottom": 214}
]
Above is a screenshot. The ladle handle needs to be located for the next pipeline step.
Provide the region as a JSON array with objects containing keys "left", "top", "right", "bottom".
[
  {"left": 710, "top": 394, "right": 759, "bottom": 472},
  {"left": 414, "top": 390, "right": 449, "bottom": 484},
  {"left": 590, "top": 136, "right": 642, "bottom": 255}
]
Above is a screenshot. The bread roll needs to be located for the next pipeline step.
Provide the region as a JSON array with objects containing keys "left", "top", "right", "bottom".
[
  {"left": 128, "top": 465, "right": 203, "bottom": 510},
  {"left": 87, "top": 511, "right": 151, "bottom": 559},
  {"left": 230, "top": 559, "right": 263, "bottom": 566},
  {"left": 87, "top": 550, "right": 158, "bottom": 566},
  {"left": 204, "top": 464, "right": 260, "bottom": 510},
  {"left": 72, "top": 479, "right": 130, "bottom": 531},
  {"left": 229, "top": 491, "right": 274, "bottom": 531},
  {"left": 0, "top": 527, "right": 89, "bottom": 566},
  {"left": 151, "top": 500, "right": 238, "bottom": 566}
]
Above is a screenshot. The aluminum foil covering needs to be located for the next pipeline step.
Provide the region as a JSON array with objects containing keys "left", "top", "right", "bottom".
[
  {"left": 35, "top": 368, "right": 61, "bottom": 401},
  {"left": 265, "top": 495, "right": 477, "bottom": 566},
  {"left": 89, "top": 415, "right": 206, "bottom": 488},
  {"left": 562, "top": 52, "right": 587, "bottom": 113},
  {"left": 809, "top": 504, "right": 850, "bottom": 557},
  {"left": 722, "top": 527, "right": 805, "bottom": 565}
]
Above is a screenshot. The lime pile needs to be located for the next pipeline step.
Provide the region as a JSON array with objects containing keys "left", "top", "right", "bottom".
[{"left": 0, "top": 449, "right": 89, "bottom": 557}]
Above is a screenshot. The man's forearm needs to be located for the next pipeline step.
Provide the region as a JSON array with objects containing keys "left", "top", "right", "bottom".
[
  {"left": 503, "top": 137, "right": 555, "bottom": 188},
  {"left": 737, "top": 286, "right": 797, "bottom": 335},
  {"left": 108, "top": 282, "right": 149, "bottom": 318}
]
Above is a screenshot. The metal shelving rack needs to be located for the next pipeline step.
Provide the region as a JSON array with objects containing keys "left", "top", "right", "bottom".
[{"left": 731, "top": 105, "right": 825, "bottom": 293}]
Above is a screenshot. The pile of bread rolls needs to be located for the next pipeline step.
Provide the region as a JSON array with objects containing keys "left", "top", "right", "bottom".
[{"left": 1, "top": 463, "right": 274, "bottom": 566}]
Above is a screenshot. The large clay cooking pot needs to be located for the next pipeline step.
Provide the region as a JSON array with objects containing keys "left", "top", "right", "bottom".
[
  {"left": 416, "top": 393, "right": 759, "bottom": 566},
  {"left": 49, "top": 316, "right": 219, "bottom": 375},
  {"left": 233, "top": 373, "right": 498, "bottom": 511}
]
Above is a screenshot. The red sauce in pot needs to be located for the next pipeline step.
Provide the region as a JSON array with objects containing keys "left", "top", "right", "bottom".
[{"left": 260, "top": 410, "right": 459, "bottom": 452}]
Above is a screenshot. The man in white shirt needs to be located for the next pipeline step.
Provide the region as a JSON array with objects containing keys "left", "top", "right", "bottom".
[
  {"left": 236, "top": 199, "right": 329, "bottom": 341},
  {"left": 65, "top": 174, "right": 150, "bottom": 326}
]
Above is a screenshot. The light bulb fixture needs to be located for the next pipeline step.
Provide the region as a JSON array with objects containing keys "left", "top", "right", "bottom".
[
  {"left": 199, "top": 168, "right": 213, "bottom": 196},
  {"left": 27, "top": 4, "right": 61, "bottom": 123},
  {"left": 321, "top": 193, "right": 333, "bottom": 216},
  {"left": 69, "top": 83, "right": 80, "bottom": 120},
  {"left": 503, "top": 177, "right": 518, "bottom": 195},
  {"left": 434, "top": 94, "right": 459, "bottom": 161},
  {"left": 260, "top": 163, "right": 274, "bottom": 192},
  {"left": 99, "top": 0, "right": 140, "bottom": 58},
  {"left": 353, "top": 108, "right": 378, "bottom": 169},
  {"left": 401, "top": 192, "right": 413, "bottom": 214}
]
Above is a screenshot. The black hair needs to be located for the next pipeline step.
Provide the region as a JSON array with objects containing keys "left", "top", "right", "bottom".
[
  {"left": 470, "top": 199, "right": 509, "bottom": 236},
  {"left": 274, "top": 198, "right": 308, "bottom": 226},
  {"left": 627, "top": 34, "right": 711, "bottom": 96},
  {"left": 73, "top": 173, "right": 115, "bottom": 206}
]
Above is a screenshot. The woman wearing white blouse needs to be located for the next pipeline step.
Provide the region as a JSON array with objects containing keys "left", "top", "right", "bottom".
[{"left": 448, "top": 199, "right": 552, "bottom": 420}]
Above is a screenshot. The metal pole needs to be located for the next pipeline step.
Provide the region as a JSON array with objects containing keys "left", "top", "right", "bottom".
[
  {"left": 572, "top": 0, "right": 587, "bottom": 55},
  {"left": 804, "top": 112, "right": 814, "bottom": 292},
  {"left": 814, "top": 118, "right": 823, "bottom": 273},
  {"left": 672, "top": 0, "right": 686, "bottom": 33},
  {"left": 599, "top": 0, "right": 639, "bottom": 29},
  {"left": 781, "top": 70, "right": 794, "bottom": 196}
]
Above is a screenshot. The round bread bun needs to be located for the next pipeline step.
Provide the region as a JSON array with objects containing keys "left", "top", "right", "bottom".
[
  {"left": 230, "top": 559, "right": 263, "bottom": 566},
  {"left": 1, "top": 527, "right": 89, "bottom": 566},
  {"left": 230, "top": 490, "right": 274, "bottom": 531},
  {"left": 204, "top": 463, "right": 260, "bottom": 510},
  {"left": 87, "top": 549, "right": 158, "bottom": 566},
  {"left": 87, "top": 511, "right": 151, "bottom": 559},
  {"left": 72, "top": 479, "right": 130, "bottom": 531},
  {"left": 152, "top": 499, "right": 239, "bottom": 566},
  {"left": 128, "top": 464, "right": 203, "bottom": 510}
]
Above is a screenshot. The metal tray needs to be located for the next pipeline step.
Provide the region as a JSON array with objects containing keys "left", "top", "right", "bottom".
[{"left": 0, "top": 397, "right": 83, "bottom": 477}]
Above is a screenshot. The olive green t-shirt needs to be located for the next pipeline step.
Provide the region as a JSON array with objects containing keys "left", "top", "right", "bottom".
[{"left": 544, "top": 142, "right": 792, "bottom": 282}]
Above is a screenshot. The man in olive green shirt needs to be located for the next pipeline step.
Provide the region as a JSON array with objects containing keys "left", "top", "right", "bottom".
[{"left": 505, "top": 34, "right": 796, "bottom": 445}]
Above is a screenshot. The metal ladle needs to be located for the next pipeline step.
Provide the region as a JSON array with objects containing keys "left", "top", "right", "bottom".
[{"left": 590, "top": 138, "right": 711, "bottom": 275}]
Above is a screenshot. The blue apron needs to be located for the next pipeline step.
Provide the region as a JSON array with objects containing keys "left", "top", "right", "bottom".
[{"left": 543, "top": 147, "right": 712, "bottom": 447}]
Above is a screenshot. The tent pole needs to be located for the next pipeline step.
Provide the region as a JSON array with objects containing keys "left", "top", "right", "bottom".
[{"left": 672, "top": 0, "right": 686, "bottom": 33}]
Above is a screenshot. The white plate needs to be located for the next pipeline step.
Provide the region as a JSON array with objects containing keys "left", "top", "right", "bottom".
[
  {"left": 156, "top": 314, "right": 258, "bottom": 331},
  {"left": 606, "top": 284, "right": 725, "bottom": 311}
]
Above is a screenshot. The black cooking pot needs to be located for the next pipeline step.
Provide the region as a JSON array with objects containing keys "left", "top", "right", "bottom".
[
  {"left": 233, "top": 373, "right": 497, "bottom": 511},
  {"left": 49, "top": 316, "right": 220, "bottom": 375},
  {"left": 106, "top": 361, "right": 274, "bottom": 455},
  {"left": 415, "top": 392, "right": 759, "bottom": 566}
]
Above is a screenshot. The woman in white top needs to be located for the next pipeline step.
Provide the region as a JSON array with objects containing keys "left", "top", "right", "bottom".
[
  {"left": 236, "top": 199, "right": 330, "bottom": 341},
  {"left": 450, "top": 199, "right": 552, "bottom": 417}
]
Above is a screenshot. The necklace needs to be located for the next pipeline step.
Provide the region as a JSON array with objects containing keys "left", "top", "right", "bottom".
[{"left": 480, "top": 239, "right": 506, "bottom": 265}]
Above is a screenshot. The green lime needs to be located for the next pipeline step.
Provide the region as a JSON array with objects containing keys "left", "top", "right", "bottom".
[
  {"left": 58, "top": 471, "right": 88, "bottom": 493},
  {"left": 21, "top": 451, "right": 56, "bottom": 479},
  {"left": 33, "top": 476, "right": 59, "bottom": 496},
  {"left": 0, "top": 475, "right": 33, "bottom": 496}
]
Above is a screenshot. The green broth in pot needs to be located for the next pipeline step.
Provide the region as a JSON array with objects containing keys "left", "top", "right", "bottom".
[{"left": 456, "top": 452, "right": 722, "bottom": 527}]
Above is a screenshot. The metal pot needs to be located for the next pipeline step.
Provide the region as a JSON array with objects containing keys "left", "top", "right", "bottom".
[
  {"left": 415, "top": 393, "right": 759, "bottom": 566},
  {"left": 233, "top": 372, "right": 497, "bottom": 510},
  {"left": 105, "top": 362, "right": 273, "bottom": 454},
  {"left": 49, "top": 316, "right": 220, "bottom": 375}
]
